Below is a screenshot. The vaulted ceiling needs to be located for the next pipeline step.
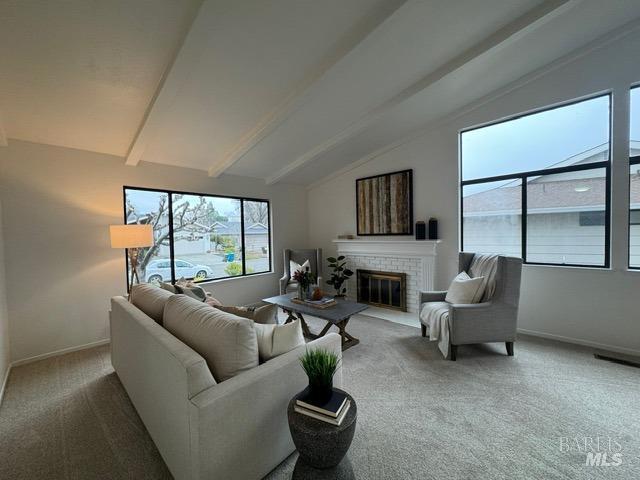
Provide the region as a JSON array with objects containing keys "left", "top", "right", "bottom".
[{"left": 2, "top": 0, "right": 640, "bottom": 185}]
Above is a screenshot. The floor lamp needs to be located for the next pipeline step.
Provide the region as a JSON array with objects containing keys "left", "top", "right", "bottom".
[{"left": 110, "top": 224, "right": 154, "bottom": 297}]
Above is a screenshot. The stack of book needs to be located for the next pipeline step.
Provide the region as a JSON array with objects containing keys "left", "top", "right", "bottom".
[
  {"left": 291, "top": 296, "right": 337, "bottom": 309},
  {"left": 294, "top": 387, "right": 351, "bottom": 426}
]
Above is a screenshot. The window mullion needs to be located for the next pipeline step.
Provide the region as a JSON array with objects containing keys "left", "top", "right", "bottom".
[
  {"left": 168, "top": 193, "right": 176, "bottom": 284},
  {"left": 240, "top": 200, "right": 246, "bottom": 276},
  {"left": 521, "top": 177, "right": 527, "bottom": 262}
]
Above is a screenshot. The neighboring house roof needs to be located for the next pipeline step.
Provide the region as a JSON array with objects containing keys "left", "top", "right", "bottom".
[
  {"left": 465, "top": 142, "right": 640, "bottom": 216},
  {"left": 211, "top": 221, "right": 268, "bottom": 235}
]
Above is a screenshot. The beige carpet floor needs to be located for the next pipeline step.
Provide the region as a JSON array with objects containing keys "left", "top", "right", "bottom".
[{"left": 1, "top": 313, "right": 638, "bottom": 479}]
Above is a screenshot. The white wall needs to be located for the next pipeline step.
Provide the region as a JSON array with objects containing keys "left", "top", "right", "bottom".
[
  {"left": 0, "top": 199, "right": 10, "bottom": 392},
  {"left": 0, "top": 140, "right": 308, "bottom": 363},
  {"left": 308, "top": 28, "right": 640, "bottom": 355}
]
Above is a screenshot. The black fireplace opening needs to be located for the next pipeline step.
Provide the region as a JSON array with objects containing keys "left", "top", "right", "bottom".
[{"left": 357, "top": 269, "right": 406, "bottom": 311}]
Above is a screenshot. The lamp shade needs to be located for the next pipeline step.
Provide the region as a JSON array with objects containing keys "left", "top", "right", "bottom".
[{"left": 110, "top": 224, "right": 154, "bottom": 249}]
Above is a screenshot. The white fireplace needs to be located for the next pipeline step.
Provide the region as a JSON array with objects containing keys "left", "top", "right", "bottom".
[{"left": 333, "top": 239, "right": 440, "bottom": 325}]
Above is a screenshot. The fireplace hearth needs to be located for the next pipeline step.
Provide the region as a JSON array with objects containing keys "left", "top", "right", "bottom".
[{"left": 357, "top": 269, "right": 406, "bottom": 312}]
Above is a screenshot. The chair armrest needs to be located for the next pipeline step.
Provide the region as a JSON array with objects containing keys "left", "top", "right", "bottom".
[
  {"left": 419, "top": 291, "right": 447, "bottom": 304},
  {"left": 279, "top": 274, "right": 290, "bottom": 294},
  {"left": 449, "top": 302, "right": 517, "bottom": 345}
]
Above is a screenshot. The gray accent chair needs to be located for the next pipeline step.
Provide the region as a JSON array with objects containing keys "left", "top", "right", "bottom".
[
  {"left": 419, "top": 252, "right": 523, "bottom": 360},
  {"left": 279, "top": 248, "right": 323, "bottom": 295}
]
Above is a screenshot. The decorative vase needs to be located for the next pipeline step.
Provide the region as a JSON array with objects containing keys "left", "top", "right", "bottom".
[
  {"left": 308, "top": 377, "right": 333, "bottom": 403},
  {"left": 298, "top": 284, "right": 311, "bottom": 300}
]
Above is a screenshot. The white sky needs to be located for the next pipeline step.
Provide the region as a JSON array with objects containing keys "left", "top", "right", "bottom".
[
  {"left": 126, "top": 190, "right": 240, "bottom": 218},
  {"left": 462, "top": 89, "right": 640, "bottom": 196},
  {"left": 461, "top": 95, "right": 611, "bottom": 182}
]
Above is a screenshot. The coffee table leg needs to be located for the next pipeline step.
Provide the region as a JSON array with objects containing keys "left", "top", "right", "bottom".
[
  {"left": 283, "top": 309, "right": 297, "bottom": 324},
  {"left": 337, "top": 317, "right": 359, "bottom": 350},
  {"left": 295, "top": 312, "right": 312, "bottom": 337},
  {"left": 317, "top": 321, "right": 333, "bottom": 337}
]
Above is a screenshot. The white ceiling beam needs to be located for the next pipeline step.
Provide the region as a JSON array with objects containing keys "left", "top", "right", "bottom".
[
  {"left": 0, "top": 111, "right": 7, "bottom": 147},
  {"left": 306, "top": 11, "right": 640, "bottom": 191},
  {"left": 265, "top": 0, "right": 576, "bottom": 185},
  {"left": 206, "top": 1, "right": 407, "bottom": 178},
  {"left": 125, "top": 1, "right": 207, "bottom": 166}
]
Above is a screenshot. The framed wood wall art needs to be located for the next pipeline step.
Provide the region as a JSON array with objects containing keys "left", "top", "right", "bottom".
[{"left": 356, "top": 169, "right": 413, "bottom": 235}]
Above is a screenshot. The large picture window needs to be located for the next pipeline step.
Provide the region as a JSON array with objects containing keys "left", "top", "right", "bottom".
[
  {"left": 461, "top": 94, "right": 611, "bottom": 267},
  {"left": 124, "top": 186, "right": 271, "bottom": 288},
  {"left": 630, "top": 86, "right": 640, "bottom": 269}
]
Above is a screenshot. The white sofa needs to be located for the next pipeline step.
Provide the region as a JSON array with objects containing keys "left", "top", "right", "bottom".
[{"left": 109, "top": 288, "right": 343, "bottom": 480}]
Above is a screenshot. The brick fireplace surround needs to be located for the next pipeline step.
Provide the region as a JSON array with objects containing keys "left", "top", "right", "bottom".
[{"left": 333, "top": 239, "right": 440, "bottom": 318}]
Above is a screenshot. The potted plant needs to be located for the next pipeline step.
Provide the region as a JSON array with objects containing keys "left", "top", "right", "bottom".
[
  {"left": 326, "top": 256, "right": 354, "bottom": 298},
  {"left": 299, "top": 348, "right": 340, "bottom": 402},
  {"left": 292, "top": 267, "right": 315, "bottom": 300}
]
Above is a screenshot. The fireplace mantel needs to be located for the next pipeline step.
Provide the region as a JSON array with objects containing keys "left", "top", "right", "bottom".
[
  {"left": 332, "top": 239, "right": 440, "bottom": 257},
  {"left": 333, "top": 238, "right": 440, "bottom": 315}
]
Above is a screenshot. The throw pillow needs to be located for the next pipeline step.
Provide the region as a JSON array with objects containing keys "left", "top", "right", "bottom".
[
  {"left": 160, "top": 282, "right": 177, "bottom": 294},
  {"left": 205, "top": 296, "right": 223, "bottom": 307},
  {"left": 214, "top": 304, "right": 278, "bottom": 324},
  {"left": 290, "top": 259, "right": 310, "bottom": 276},
  {"left": 163, "top": 295, "right": 259, "bottom": 382},
  {"left": 254, "top": 320, "right": 305, "bottom": 361},
  {"left": 174, "top": 284, "right": 207, "bottom": 302},
  {"left": 445, "top": 272, "right": 486, "bottom": 304}
]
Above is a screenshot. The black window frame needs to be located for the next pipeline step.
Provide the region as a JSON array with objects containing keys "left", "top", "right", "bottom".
[
  {"left": 460, "top": 93, "right": 612, "bottom": 269},
  {"left": 122, "top": 185, "right": 272, "bottom": 291},
  {"left": 629, "top": 84, "right": 640, "bottom": 269},
  {"left": 630, "top": 155, "right": 640, "bottom": 269}
]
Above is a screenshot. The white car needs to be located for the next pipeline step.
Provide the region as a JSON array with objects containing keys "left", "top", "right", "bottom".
[{"left": 145, "top": 259, "right": 214, "bottom": 283}]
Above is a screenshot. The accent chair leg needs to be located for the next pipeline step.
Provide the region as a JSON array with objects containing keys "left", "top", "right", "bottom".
[
  {"left": 421, "top": 324, "right": 426, "bottom": 337},
  {"left": 450, "top": 345, "right": 457, "bottom": 361},
  {"left": 506, "top": 342, "right": 514, "bottom": 356}
]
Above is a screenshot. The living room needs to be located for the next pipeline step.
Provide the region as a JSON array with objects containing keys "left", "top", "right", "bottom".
[{"left": 1, "top": 1, "right": 639, "bottom": 479}]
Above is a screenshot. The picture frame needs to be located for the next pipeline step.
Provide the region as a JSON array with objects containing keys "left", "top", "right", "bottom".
[{"left": 356, "top": 169, "right": 413, "bottom": 236}]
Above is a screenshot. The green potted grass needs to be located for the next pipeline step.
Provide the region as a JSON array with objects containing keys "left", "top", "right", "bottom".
[{"left": 300, "top": 348, "right": 340, "bottom": 402}]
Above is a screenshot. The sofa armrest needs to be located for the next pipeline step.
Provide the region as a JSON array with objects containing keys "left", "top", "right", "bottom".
[
  {"left": 188, "top": 333, "right": 342, "bottom": 480},
  {"left": 449, "top": 302, "right": 517, "bottom": 345},
  {"left": 419, "top": 291, "right": 447, "bottom": 304}
]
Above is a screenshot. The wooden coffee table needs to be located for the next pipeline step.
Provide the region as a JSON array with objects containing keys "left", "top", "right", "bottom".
[{"left": 262, "top": 294, "right": 368, "bottom": 350}]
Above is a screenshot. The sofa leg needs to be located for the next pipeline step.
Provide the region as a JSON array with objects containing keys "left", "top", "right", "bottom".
[
  {"left": 450, "top": 345, "right": 457, "bottom": 361},
  {"left": 421, "top": 324, "right": 426, "bottom": 338},
  {"left": 506, "top": 342, "right": 514, "bottom": 356}
]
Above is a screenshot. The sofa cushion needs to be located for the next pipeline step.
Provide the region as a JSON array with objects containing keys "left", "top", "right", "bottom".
[
  {"left": 130, "top": 283, "right": 173, "bottom": 324},
  {"left": 254, "top": 320, "right": 305, "bottom": 361},
  {"left": 214, "top": 304, "right": 278, "bottom": 324},
  {"left": 163, "top": 295, "right": 259, "bottom": 382}
]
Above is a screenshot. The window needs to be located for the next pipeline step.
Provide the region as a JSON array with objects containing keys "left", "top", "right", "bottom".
[
  {"left": 460, "top": 94, "right": 611, "bottom": 267},
  {"left": 123, "top": 187, "right": 271, "bottom": 288},
  {"left": 462, "top": 179, "right": 522, "bottom": 256},
  {"left": 630, "top": 86, "right": 640, "bottom": 268}
]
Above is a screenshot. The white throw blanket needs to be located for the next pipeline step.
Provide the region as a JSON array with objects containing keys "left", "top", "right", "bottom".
[{"left": 420, "top": 302, "right": 451, "bottom": 357}]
